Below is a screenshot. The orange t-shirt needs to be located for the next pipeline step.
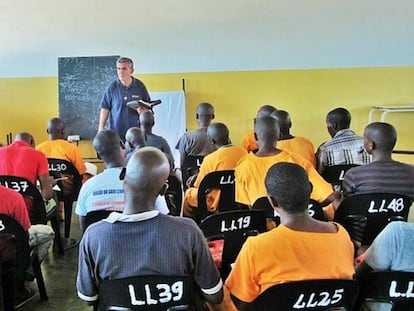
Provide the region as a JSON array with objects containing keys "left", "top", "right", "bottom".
[
  {"left": 225, "top": 224, "right": 355, "bottom": 303},
  {"left": 277, "top": 136, "right": 316, "bottom": 167},
  {"left": 235, "top": 150, "right": 332, "bottom": 206}
]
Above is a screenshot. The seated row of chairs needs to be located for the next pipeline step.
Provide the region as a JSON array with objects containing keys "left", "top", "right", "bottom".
[{"left": 91, "top": 271, "right": 414, "bottom": 310}]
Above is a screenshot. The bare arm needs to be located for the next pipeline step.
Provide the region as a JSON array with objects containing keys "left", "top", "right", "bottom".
[
  {"left": 98, "top": 108, "right": 109, "bottom": 132},
  {"left": 38, "top": 174, "right": 53, "bottom": 200}
]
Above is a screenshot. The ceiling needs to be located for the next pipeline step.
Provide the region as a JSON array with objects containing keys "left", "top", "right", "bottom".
[{"left": 1, "top": 0, "right": 413, "bottom": 77}]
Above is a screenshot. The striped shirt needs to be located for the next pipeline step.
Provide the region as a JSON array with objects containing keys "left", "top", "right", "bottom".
[
  {"left": 316, "top": 129, "right": 371, "bottom": 173},
  {"left": 342, "top": 161, "right": 414, "bottom": 199}
]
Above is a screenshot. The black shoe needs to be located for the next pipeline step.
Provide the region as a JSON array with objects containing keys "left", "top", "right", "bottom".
[{"left": 14, "top": 287, "right": 37, "bottom": 309}]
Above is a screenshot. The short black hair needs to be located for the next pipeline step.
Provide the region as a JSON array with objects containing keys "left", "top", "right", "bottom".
[
  {"left": 327, "top": 107, "right": 351, "bottom": 129},
  {"left": 265, "top": 162, "right": 311, "bottom": 214}
]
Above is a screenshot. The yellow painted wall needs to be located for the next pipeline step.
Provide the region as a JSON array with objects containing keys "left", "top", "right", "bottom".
[{"left": 1, "top": 66, "right": 414, "bottom": 163}]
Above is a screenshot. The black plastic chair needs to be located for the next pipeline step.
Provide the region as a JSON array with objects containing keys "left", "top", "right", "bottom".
[
  {"left": 199, "top": 210, "right": 266, "bottom": 280},
  {"left": 251, "top": 279, "right": 358, "bottom": 311},
  {"left": 252, "top": 197, "right": 326, "bottom": 226},
  {"left": 47, "top": 158, "right": 82, "bottom": 239},
  {"left": 98, "top": 275, "right": 196, "bottom": 311},
  {"left": 196, "top": 170, "right": 237, "bottom": 222},
  {"left": 321, "top": 164, "right": 359, "bottom": 191},
  {"left": 334, "top": 193, "right": 412, "bottom": 246},
  {"left": 181, "top": 155, "right": 204, "bottom": 190},
  {"left": 0, "top": 214, "right": 48, "bottom": 301},
  {"left": 165, "top": 174, "right": 183, "bottom": 216},
  {"left": 356, "top": 271, "right": 414, "bottom": 311},
  {"left": 0, "top": 233, "right": 16, "bottom": 311},
  {"left": 0, "top": 175, "right": 64, "bottom": 254},
  {"left": 83, "top": 210, "right": 112, "bottom": 232}
]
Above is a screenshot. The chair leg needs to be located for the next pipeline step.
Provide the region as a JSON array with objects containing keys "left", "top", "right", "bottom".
[
  {"left": 31, "top": 254, "right": 48, "bottom": 300},
  {"left": 64, "top": 199, "right": 73, "bottom": 238},
  {"left": 50, "top": 215, "right": 64, "bottom": 255}
]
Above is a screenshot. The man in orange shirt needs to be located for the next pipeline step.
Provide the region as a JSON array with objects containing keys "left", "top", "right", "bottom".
[
  {"left": 271, "top": 110, "right": 316, "bottom": 166},
  {"left": 226, "top": 163, "right": 354, "bottom": 308},
  {"left": 236, "top": 116, "right": 334, "bottom": 210},
  {"left": 36, "top": 117, "right": 87, "bottom": 177},
  {"left": 241, "top": 105, "right": 277, "bottom": 153},
  {"left": 183, "top": 122, "right": 247, "bottom": 217}
]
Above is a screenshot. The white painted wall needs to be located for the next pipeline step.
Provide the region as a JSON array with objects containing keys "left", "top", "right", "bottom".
[{"left": 0, "top": 0, "right": 413, "bottom": 78}]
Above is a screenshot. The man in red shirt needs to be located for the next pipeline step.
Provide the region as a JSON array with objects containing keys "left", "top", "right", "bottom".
[{"left": 0, "top": 132, "right": 53, "bottom": 201}]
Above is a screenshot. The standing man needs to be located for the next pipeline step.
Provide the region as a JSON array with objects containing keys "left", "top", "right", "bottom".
[{"left": 98, "top": 57, "right": 151, "bottom": 140}]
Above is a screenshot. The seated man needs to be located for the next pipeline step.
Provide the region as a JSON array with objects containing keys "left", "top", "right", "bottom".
[
  {"left": 241, "top": 105, "right": 277, "bottom": 153},
  {"left": 271, "top": 110, "right": 316, "bottom": 166},
  {"left": 235, "top": 116, "right": 335, "bottom": 217},
  {"left": 0, "top": 185, "right": 54, "bottom": 308},
  {"left": 355, "top": 221, "right": 414, "bottom": 311},
  {"left": 124, "top": 126, "right": 146, "bottom": 164},
  {"left": 75, "top": 130, "right": 168, "bottom": 231},
  {"left": 176, "top": 102, "right": 217, "bottom": 172},
  {"left": 77, "top": 147, "right": 227, "bottom": 310},
  {"left": 36, "top": 117, "right": 87, "bottom": 177},
  {"left": 316, "top": 107, "right": 371, "bottom": 174},
  {"left": 0, "top": 132, "right": 53, "bottom": 202},
  {"left": 226, "top": 162, "right": 355, "bottom": 308},
  {"left": 343, "top": 122, "right": 414, "bottom": 199},
  {"left": 139, "top": 110, "right": 175, "bottom": 167},
  {"left": 183, "top": 122, "right": 247, "bottom": 217}
]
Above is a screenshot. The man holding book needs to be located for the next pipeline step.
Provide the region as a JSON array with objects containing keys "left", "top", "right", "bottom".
[{"left": 98, "top": 56, "right": 152, "bottom": 140}]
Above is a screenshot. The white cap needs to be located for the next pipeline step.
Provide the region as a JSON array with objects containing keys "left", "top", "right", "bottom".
[{"left": 84, "top": 162, "right": 97, "bottom": 176}]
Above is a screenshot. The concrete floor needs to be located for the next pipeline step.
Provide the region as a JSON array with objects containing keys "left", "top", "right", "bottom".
[
  {"left": 20, "top": 214, "right": 91, "bottom": 311},
  {"left": 18, "top": 201, "right": 414, "bottom": 310}
]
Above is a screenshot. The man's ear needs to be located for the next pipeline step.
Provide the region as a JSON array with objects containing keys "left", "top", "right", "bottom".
[
  {"left": 254, "top": 132, "right": 258, "bottom": 142},
  {"left": 211, "top": 114, "right": 215, "bottom": 120},
  {"left": 196, "top": 113, "right": 199, "bottom": 119}
]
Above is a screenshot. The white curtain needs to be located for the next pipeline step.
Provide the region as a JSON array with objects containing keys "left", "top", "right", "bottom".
[{"left": 150, "top": 90, "right": 186, "bottom": 169}]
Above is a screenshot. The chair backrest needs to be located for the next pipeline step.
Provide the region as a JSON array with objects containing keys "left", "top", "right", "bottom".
[
  {"left": 165, "top": 174, "right": 183, "bottom": 216},
  {"left": 199, "top": 210, "right": 267, "bottom": 280},
  {"left": 197, "top": 170, "right": 236, "bottom": 221},
  {"left": 321, "top": 164, "right": 359, "bottom": 191},
  {"left": 0, "top": 214, "right": 30, "bottom": 280},
  {"left": 84, "top": 210, "right": 112, "bottom": 232},
  {"left": 252, "top": 197, "right": 326, "bottom": 226},
  {"left": 47, "top": 158, "right": 82, "bottom": 200},
  {"left": 356, "top": 271, "right": 414, "bottom": 311},
  {"left": 98, "top": 275, "right": 195, "bottom": 311},
  {"left": 181, "top": 155, "right": 204, "bottom": 190},
  {"left": 253, "top": 279, "right": 358, "bottom": 311},
  {"left": 0, "top": 175, "right": 47, "bottom": 224},
  {"left": 334, "top": 193, "right": 412, "bottom": 245}
]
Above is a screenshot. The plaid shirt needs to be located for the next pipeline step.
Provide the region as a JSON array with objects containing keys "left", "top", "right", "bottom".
[{"left": 316, "top": 129, "right": 371, "bottom": 173}]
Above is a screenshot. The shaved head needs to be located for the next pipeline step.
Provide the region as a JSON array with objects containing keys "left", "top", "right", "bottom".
[
  {"left": 207, "top": 122, "right": 230, "bottom": 145},
  {"left": 364, "top": 122, "right": 397, "bottom": 152},
  {"left": 47, "top": 117, "right": 65, "bottom": 139},
  {"left": 93, "top": 130, "right": 122, "bottom": 162},
  {"left": 271, "top": 110, "right": 291, "bottom": 134},
  {"left": 15, "top": 132, "right": 35, "bottom": 147},
  {"left": 139, "top": 110, "right": 155, "bottom": 132},
  {"left": 255, "top": 116, "right": 280, "bottom": 145},
  {"left": 125, "top": 146, "right": 170, "bottom": 201},
  {"left": 125, "top": 127, "right": 146, "bottom": 148},
  {"left": 257, "top": 105, "right": 277, "bottom": 119},
  {"left": 196, "top": 102, "right": 215, "bottom": 127}
]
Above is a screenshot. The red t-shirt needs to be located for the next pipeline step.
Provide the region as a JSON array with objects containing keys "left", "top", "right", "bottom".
[
  {"left": 0, "top": 185, "right": 31, "bottom": 231},
  {"left": 0, "top": 141, "right": 49, "bottom": 185}
]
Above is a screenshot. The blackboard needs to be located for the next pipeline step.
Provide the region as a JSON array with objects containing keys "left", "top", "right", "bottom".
[{"left": 58, "top": 55, "right": 119, "bottom": 140}]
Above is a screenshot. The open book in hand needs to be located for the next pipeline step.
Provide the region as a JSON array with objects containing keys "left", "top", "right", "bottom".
[{"left": 126, "top": 99, "right": 162, "bottom": 111}]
